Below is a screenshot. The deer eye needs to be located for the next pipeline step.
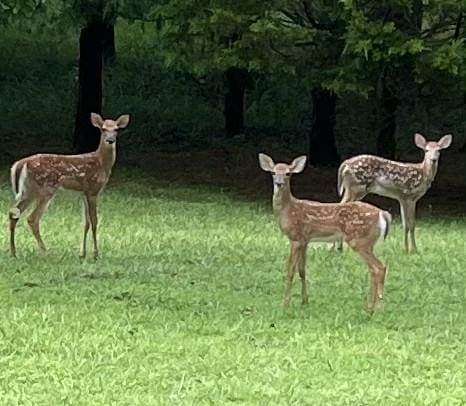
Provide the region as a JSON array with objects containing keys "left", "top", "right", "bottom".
[
  {"left": 271, "top": 171, "right": 276, "bottom": 175},
  {"left": 285, "top": 173, "right": 291, "bottom": 176}
]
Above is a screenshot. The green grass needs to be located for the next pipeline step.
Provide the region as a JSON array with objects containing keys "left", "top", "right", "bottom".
[{"left": 1, "top": 169, "right": 466, "bottom": 405}]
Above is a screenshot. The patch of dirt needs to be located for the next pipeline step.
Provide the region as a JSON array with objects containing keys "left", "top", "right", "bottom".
[{"left": 130, "top": 143, "right": 466, "bottom": 216}]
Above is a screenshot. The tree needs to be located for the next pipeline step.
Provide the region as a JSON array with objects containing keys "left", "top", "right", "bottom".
[
  {"left": 73, "top": 6, "right": 106, "bottom": 153},
  {"left": 343, "top": 0, "right": 464, "bottom": 157},
  {"left": 152, "top": 1, "right": 268, "bottom": 138},
  {"left": 1, "top": 0, "right": 129, "bottom": 152}
]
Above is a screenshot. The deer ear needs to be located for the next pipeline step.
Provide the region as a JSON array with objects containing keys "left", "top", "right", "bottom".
[
  {"left": 414, "top": 133, "right": 427, "bottom": 150},
  {"left": 290, "top": 155, "right": 307, "bottom": 173},
  {"left": 90, "top": 113, "right": 104, "bottom": 129},
  {"left": 116, "top": 114, "right": 130, "bottom": 129},
  {"left": 258, "top": 153, "right": 275, "bottom": 172},
  {"left": 438, "top": 134, "right": 452, "bottom": 149}
]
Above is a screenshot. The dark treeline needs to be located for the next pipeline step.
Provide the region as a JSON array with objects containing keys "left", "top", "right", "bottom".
[{"left": 0, "top": 0, "right": 465, "bottom": 166}]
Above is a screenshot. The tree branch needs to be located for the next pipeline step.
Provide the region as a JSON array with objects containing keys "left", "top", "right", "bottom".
[
  {"left": 301, "top": 0, "right": 326, "bottom": 30},
  {"left": 268, "top": 39, "right": 295, "bottom": 59},
  {"left": 453, "top": 10, "right": 463, "bottom": 39}
]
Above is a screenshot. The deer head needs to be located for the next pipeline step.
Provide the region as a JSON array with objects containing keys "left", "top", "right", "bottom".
[
  {"left": 91, "top": 113, "right": 130, "bottom": 146},
  {"left": 259, "top": 154, "right": 307, "bottom": 188},
  {"left": 414, "top": 133, "right": 452, "bottom": 164}
]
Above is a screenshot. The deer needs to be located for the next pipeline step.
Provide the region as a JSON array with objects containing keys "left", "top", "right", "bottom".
[
  {"left": 8, "top": 113, "right": 130, "bottom": 258},
  {"left": 335, "top": 133, "right": 452, "bottom": 254},
  {"left": 259, "top": 153, "right": 391, "bottom": 312}
]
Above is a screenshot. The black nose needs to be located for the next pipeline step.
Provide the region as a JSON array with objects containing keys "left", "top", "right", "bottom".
[{"left": 106, "top": 140, "right": 115, "bottom": 144}]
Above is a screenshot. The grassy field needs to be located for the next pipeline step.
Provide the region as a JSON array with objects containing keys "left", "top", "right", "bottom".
[{"left": 0, "top": 169, "right": 466, "bottom": 405}]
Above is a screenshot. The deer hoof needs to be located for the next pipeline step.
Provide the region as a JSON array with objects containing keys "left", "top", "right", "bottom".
[{"left": 9, "top": 208, "right": 20, "bottom": 220}]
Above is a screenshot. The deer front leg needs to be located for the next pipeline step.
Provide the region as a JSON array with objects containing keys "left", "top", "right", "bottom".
[
  {"left": 80, "top": 195, "right": 90, "bottom": 258},
  {"left": 283, "top": 241, "right": 302, "bottom": 306},
  {"left": 297, "top": 243, "right": 309, "bottom": 305},
  {"left": 399, "top": 200, "right": 409, "bottom": 253},
  {"left": 86, "top": 194, "right": 99, "bottom": 259},
  {"left": 406, "top": 200, "right": 418, "bottom": 254},
  {"left": 27, "top": 196, "right": 53, "bottom": 253}
]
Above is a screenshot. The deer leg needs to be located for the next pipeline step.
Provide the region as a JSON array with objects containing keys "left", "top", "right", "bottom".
[
  {"left": 80, "top": 195, "right": 90, "bottom": 258},
  {"left": 9, "top": 198, "right": 33, "bottom": 257},
  {"left": 364, "top": 253, "right": 386, "bottom": 312},
  {"left": 399, "top": 200, "right": 409, "bottom": 253},
  {"left": 297, "top": 243, "right": 309, "bottom": 305},
  {"left": 334, "top": 187, "right": 367, "bottom": 253},
  {"left": 347, "top": 240, "right": 386, "bottom": 312},
  {"left": 283, "top": 241, "right": 302, "bottom": 306},
  {"left": 27, "top": 196, "right": 53, "bottom": 253},
  {"left": 406, "top": 200, "right": 417, "bottom": 254},
  {"left": 86, "top": 194, "right": 99, "bottom": 259}
]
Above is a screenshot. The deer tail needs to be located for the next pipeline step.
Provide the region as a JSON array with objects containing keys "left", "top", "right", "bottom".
[
  {"left": 378, "top": 210, "right": 392, "bottom": 243},
  {"left": 10, "top": 161, "right": 27, "bottom": 200},
  {"left": 337, "top": 163, "right": 346, "bottom": 197}
]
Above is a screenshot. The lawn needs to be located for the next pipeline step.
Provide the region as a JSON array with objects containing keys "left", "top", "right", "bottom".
[{"left": 0, "top": 169, "right": 465, "bottom": 405}]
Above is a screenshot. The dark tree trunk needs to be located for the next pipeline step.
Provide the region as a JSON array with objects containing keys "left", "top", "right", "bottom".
[
  {"left": 376, "top": 71, "right": 398, "bottom": 159},
  {"left": 374, "top": 1, "right": 422, "bottom": 159},
  {"left": 308, "top": 89, "right": 340, "bottom": 167},
  {"left": 224, "top": 67, "right": 247, "bottom": 137},
  {"left": 74, "top": 17, "right": 105, "bottom": 153},
  {"left": 460, "top": 91, "right": 466, "bottom": 152},
  {"left": 103, "top": 23, "right": 116, "bottom": 65}
]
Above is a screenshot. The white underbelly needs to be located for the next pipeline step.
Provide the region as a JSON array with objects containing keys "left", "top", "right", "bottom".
[
  {"left": 368, "top": 182, "right": 399, "bottom": 199},
  {"left": 309, "top": 234, "right": 341, "bottom": 243}
]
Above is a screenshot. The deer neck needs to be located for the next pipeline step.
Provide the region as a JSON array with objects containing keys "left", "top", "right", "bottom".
[
  {"left": 96, "top": 139, "right": 117, "bottom": 175},
  {"left": 421, "top": 157, "right": 438, "bottom": 182},
  {"left": 272, "top": 183, "right": 293, "bottom": 215}
]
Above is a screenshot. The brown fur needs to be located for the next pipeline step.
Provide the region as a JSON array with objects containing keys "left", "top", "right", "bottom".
[
  {"left": 337, "top": 133, "right": 452, "bottom": 253},
  {"left": 259, "top": 153, "right": 391, "bottom": 312},
  {"left": 9, "top": 113, "right": 130, "bottom": 258}
]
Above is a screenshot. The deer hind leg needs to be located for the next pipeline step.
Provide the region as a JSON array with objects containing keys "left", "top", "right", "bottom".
[
  {"left": 86, "top": 194, "right": 99, "bottom": 259},
  {"left": 80, "top": 195, "right": 91, "bottom": 258},
  {"left": 27, "top": 194, "right": 54, "bottom": 253},
  {"left": 334, "top": 187, "right": 368, "bottom": 253},
  {"left": 347, "top": 239, "right": 386, "bottom": 312},
  {"left": 9, "top": 197, "right": 33, "bottom": 257},
  {"left": 284, "top": 241, "right": 305, "bottom": 306}
]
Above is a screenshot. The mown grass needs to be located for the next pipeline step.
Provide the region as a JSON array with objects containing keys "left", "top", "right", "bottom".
[{"left": 0, "top": 169, "right": 465, "bottom": 405}]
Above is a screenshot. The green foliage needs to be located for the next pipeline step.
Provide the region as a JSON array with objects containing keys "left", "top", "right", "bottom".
[
  {"left": 343, "top": 0, "right": 465, "bottom": 85},
  {"left": 1, "top": 169, "right": 466, "bottom": 404},
  {"left": 149, "top": 0, "right": 465, "bottom": 95},
  {"left": 3, "top": 0, "right": 464, "bottom": 99},
  {"left": 1, "top": 23, "right": 464, "bottom": 159},
  {"left": 0, "top": 0, "right": 40, "bottom": 21}
]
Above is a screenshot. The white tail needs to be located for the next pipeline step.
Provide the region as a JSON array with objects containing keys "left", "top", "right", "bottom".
[
  {"left": 337, "top": 133, "right": 452, "bottom": 253},
  {"left": 9, "top": 113, "right": 130, "bottom": 258},
  {"left": 259, "top": 153, "right": 391, "bottom": 312}
]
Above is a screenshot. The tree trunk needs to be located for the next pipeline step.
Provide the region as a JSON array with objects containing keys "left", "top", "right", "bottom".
[
  {"left": 308, "top": 89, "right": 340, "bottom": 166},
  {"left": 224, "top": 67, "right": 247, "bottom": 137},
  {"left": 374, "top": 1, "right": 422, "bottom": 159},
  {"left": 103, "top": 23, "right": 116, "bottom": 65},
  {"left": 74, "top": 17, "right": 105, "bottom": 153},
  {"left": 460, "top": 91, "right": 466, "bottom": 152},
  {"left": 376, "top": 71, "right": 398, "bottom": 159}
]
